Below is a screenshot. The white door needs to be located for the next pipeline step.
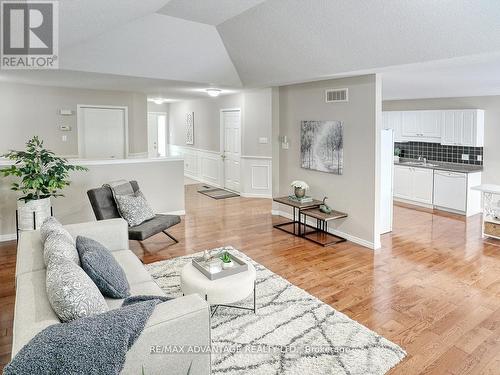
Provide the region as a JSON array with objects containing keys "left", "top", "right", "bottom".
[
  {"left": 79, "top": 107, "right": 127, "bottom": 159},
  {"left": 411, "top": 167, "right": 434, "bottom": 204},
  {"left": 222, "top": 110, "right": 241, "bottom": 192},
  {"left": 461, "top": 110, "right": 475, "bottom": 146},
  {"left": 148, "top": 112, "right": 167, "bottom": 157},
  {"left": 441, "top": 111, "right": 456, "bottom": 145}
]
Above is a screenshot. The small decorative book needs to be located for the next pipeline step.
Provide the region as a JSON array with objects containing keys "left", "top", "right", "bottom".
[{"left": 288, "top": 195, "right": 313, "bottom": 203}]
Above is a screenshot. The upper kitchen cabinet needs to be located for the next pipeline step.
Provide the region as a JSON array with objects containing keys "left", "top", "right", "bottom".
[
  {"left": 382, "top": 111, "right": 403, "bottom": 142},
  {"left": 401, "top": 111, "right": 441, "bottom": 142},
  {"left": 441, "top": 110, "right": 484, "bottom": 147}
]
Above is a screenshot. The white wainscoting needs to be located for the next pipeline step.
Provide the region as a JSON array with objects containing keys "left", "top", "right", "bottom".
[
  {"left": 240, "top": 156, "right": 272, "bottom": 198},
  {"left": 169, "top": 145, "right": 272, "bottom": 198},
  {"left": 169, "top": 145, "right": 223, "bottom": 188}
]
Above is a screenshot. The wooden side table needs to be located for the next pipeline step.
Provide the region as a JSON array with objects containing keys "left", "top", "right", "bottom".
[
  {"left": 273, "top": 196, "right": 322, "bottom": 236},
  {"left": 300, "top": 208, "right": 348, "bottom": 246}
]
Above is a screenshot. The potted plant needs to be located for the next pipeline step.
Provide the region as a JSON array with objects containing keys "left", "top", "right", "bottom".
[
  {"left": 0, "top": 136, "right": 87, "bottom": 231},
  {"left": 220, "top": 252, "right": 234, "bottom": 269},
  {"left": 394, "top": 147, "right": 402, "bottom": 163},
  {"left": 290, "top": 180, "right": 309, "bottom": 198}
]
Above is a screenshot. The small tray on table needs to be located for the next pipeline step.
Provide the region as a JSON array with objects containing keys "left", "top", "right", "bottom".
[{"left": 192, "top": 251, "right": 248, "bottom": 280}]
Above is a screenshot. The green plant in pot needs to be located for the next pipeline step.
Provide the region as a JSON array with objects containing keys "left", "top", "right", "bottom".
[
  {"left": 394, "top": 147, "right": 402, "bottom": 162},
  {"left": 220, "top": 252, "right": 234, "bottom": 269},
  {"left": 0, "top": 136, "right": 87, "bottom": 231}
]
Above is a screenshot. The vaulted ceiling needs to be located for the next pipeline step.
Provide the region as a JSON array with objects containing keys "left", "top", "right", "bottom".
[{"left": 3, "top": 0, "right": 500, "bottom": 99}]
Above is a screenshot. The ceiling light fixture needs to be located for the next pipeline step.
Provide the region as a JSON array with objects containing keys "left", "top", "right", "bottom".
[
  {"left": 206, "top": 88, "right": 222, "bottom": 97},
  {"left": 148, "top": 97, "right": 168, "bottom": 105}
]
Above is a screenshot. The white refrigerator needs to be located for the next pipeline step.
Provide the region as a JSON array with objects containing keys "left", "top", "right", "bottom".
[{"left": 380, "top": 129, "right": 394, "bottom": 234}]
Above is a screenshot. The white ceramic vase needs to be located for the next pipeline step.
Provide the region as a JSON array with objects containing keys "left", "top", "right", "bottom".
[{"left": 17, "top": 198, "right": 51, "bottom": 231}]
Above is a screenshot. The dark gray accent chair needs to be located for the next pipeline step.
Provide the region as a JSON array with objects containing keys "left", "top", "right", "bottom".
[{"left": 87, "top": 181, "right": 181, "bottom": 246}]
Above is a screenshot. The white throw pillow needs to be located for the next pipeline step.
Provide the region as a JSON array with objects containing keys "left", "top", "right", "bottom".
[
  {"left": 114, "top": 190, "right": 155, "bottom": 227},
  {"left": 40, "top": 217, "right": 74, "bottom": 245},
  {"left": 46, "top": 257, "right": 108, "bottom": 323},
  {"left": 44, "top": 232, "right": 80, "bottom": 267}
]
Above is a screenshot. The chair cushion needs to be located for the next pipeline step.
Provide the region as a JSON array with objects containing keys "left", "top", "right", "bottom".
[
  {"left": 76, "top": 236, "right": 130, "bottom": 299},
  {"left": 128, "top": 214, "right": 181, "bottom": 241},
  {"left": 46, "top": 257, "right": 108, "bottom": 323},
  {"left": 112, "top": 250, "right": 152, "bottom": 285},
  {"left": 114, "top": 191, "right": 155, "bottom": 227},
  {"left": 87, "top": 186, "right": 121, "bottom": 221},
  {"left": 105, "top": 280, "right": 166, "bottom": 310}
]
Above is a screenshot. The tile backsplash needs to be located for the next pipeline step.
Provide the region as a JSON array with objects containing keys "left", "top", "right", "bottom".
[{"left": 394, "top": 142, "right": 483, "bottom": 165}]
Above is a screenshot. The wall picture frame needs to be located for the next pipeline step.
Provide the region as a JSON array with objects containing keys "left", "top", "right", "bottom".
[{"left": 186, "top": 112, "right": 194, "bottom": 145}]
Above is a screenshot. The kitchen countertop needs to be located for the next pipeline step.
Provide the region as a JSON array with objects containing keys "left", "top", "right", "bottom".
[{"left": 394, "top": 158, "right": 483, "bottom": 174}]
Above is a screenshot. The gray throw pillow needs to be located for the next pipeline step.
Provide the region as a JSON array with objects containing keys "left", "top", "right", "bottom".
[
  {"left": 43, "top": 232, "right": 80, "bottom": 267},
  {"left": 40, "top": 216, "right": 74, "bottom": 244},
  {"left": 76, "top": 236, "right": 130, "bottom": 299},
  {"left": 114, "top": 190, "right": 155, "bottom": 227},
  {"left": 46, "top": 257, "right": 108, "bottom": 322}
]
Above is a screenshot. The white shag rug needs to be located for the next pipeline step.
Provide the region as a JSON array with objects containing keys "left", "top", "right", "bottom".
[{"left": 146, "top": 247, "right": 406, "bottom": 375}]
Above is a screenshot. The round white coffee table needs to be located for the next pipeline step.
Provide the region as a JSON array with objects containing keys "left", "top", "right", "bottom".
[{"left": 180, "top": 261, "right": 257, "bottom": 316}]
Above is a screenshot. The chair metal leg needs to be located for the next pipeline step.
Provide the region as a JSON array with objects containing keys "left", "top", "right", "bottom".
[{"left": 162, "top": 230, "right": 179, "bottom": 244}]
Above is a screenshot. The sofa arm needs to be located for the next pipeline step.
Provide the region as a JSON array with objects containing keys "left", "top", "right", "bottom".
[
  {"left": 122, "top": 294, "right": 211, "bottom": 375},
  {"left": 64, "top": 218, "right": 128, "bottom": 251}
]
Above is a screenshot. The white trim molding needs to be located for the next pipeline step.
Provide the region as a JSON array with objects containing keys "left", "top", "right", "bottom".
[
  {"left": 170, "top": 144, "right": 272, "bottom": 198},
  {"left": 271, "top": 210, "right": 380, "bottom": 250},
  {"left": 0, "top": 234, "right": 17, "bottom": 242}
]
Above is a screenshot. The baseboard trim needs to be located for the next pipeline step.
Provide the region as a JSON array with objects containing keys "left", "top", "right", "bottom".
[
  {"left": 0, "top": 234, "right": 17, "bottom": 242},
  {"left": 240, "top": 193, "right": 272, "bottom": 199},
  {"left": 160, "top": 210, "right": 186, "bottom": 216},
  {"left": 185, "top": 173, "right": 223, "bottom": 189},
  {"left": 271, "top": 210, "right": 379, "bottom": 250}
]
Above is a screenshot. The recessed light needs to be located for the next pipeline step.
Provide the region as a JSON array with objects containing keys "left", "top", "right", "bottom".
[
  {"left": 148, "top": 97, "right": 168, "bottom": 105},
  {"left": 206, "top": 88, "right": 222, "bottom": 97}
]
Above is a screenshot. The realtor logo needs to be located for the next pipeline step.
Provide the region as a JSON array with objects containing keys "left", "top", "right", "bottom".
[{"left": 1, "top": 0, "right": 58, "bottom": 69}]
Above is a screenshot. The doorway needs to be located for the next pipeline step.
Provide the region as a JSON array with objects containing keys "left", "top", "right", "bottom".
[
  {"left": 147, "top": 112, "right": 168, "bottom": 158},
  {"left": 220, "top": 109, "right": 241, "bottom": 192},
  {"left": 77, "top": 105, "right": 128, "bottom": 159}
]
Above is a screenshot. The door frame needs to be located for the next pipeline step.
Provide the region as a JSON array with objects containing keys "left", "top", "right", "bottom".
[
  {"left": 147, "top": 111, "right": 168, "bottom": 158},
  {"left": 219, "top": 108, "right": 242, "bottom": 192},
  {"left": 77, "top": 104, "right": 129, "bottom": 159}
]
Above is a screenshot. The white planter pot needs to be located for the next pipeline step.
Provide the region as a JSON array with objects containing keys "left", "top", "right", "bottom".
[
  {"left": 394, "top": 156, "right": 400, "bottom": 163},
  {"left": 222, "top": 260, "right": 234, "bottom": 269},
  {"left": 17, "top": 198, "right": 51, "bottom": 231}
]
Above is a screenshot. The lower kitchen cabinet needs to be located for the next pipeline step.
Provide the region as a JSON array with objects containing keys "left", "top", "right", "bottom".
[
  {"left": 394, "top": 166, "right": 433, "bottom": 205},
  {"left": 394, "top": 165, "right": 482, "bottom": 216}
]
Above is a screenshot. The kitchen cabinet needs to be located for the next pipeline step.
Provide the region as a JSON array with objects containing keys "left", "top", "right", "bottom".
[
  {"left": 433, "top": 170, "right": 482, "bottom": 216},
  {"left": 441, "top": 110, "right": 484, "bottom": 147},
  {"left": 382, "top": 111, "right": 404, "bottom": 142},
  {"left": 400, "top": 111, "right": 441, "bottom": 142},
  {"left": 394, "top": 165, "right": 433, "bottom": 205}
]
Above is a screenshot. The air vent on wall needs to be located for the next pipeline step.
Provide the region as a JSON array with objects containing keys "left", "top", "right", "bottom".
[{"left": 325, "top": 88, "right": 348, "bottom": 103}]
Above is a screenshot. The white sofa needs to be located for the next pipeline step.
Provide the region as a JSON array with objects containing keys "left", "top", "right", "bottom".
[{"left": 13, "top": 218, "right": 211, "bottom": 375}]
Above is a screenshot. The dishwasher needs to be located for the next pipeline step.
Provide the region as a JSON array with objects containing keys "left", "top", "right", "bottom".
[{"left": 433, "top": 170, "right": 467, "bottom": 212}]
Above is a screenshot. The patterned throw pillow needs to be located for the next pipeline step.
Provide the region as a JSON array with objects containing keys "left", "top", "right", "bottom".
[
  {"left": 46, "top": 257, "right": 108, "bottom": 323},
  {"left": 44, "top": 232, "right": 80, "bottom": 267},
  {"left": 114, "top": 190, "right": 155, "bottom": 227},
  {"left": 40, "top": 217, "right": 74, "bottom": 244},
  {"left": 76, "top": 236, "right": 130, "bottom": 299}
]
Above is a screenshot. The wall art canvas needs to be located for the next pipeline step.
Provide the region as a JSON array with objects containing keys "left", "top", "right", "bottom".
[
  {"left": 186, "top": 112, "right": 194, "bottom": 145},
  {"left": 301, "top": 120, "right": 344, "bottom": 174}
]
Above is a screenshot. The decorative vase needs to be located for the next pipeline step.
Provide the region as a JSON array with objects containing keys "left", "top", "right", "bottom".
[
  {"left": 17, "top": 197, "right": 51, "bottom": 231},
  {"left": 394, "top": 156, "right": 400, "bottom": 163},
  {"left": 294, "top": 187, "right": 306, "bottom": 198},
  {"left": 222, "top": 260, "right": 234, "bottom": 269}
]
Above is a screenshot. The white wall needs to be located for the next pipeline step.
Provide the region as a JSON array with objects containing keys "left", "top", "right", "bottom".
[
  {"left": 0, "top": 159, "right": 184, "bottom": 240},
  {"left": 383, "top": 96, "right": 500, "bottom": 185},
  {"left": 0, "top": 82, "right": 148, "bottom": 156},
  {"left": 276, "top": 75, "right": 382, "bottom": 249},
  {"left": 168, "top": 89, "right": 274, "bottom": 197}
]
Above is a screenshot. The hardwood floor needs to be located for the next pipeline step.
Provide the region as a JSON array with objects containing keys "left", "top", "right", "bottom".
[{"left": 1, "top": 184, "right": 500, "bottom": 374}]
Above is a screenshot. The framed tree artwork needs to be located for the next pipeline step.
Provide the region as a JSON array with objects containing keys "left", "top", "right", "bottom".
[
  {"left": 186, "top": 112, "right": 194, "bottom": 145},
  {"left": 300, "top": 120, "right": 344, "bottom": 174}
]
